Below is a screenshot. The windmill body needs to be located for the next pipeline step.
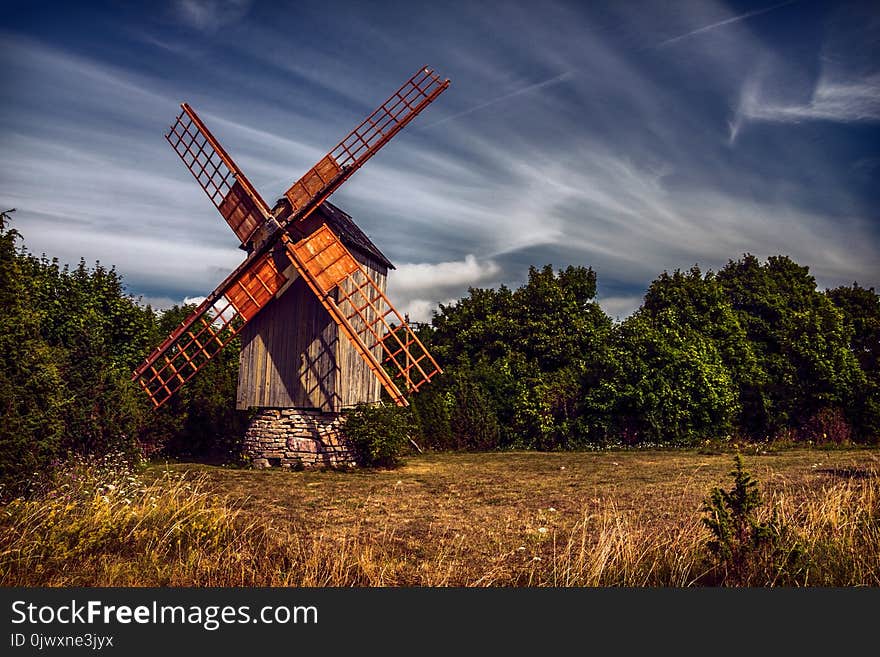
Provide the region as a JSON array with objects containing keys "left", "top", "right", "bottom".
[
  {"left": 133, "top": 67, "right": 449, "bottom": 466},
  {"left": 236, "top": 201, "right": 392, "bottom": 413}
]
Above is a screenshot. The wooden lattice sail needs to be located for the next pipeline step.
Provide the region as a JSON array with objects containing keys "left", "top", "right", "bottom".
[{"left": 166, "top": 104, "right": 271, "bottom": 247}]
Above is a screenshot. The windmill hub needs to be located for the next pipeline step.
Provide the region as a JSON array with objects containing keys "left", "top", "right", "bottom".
[
  {"left": 249, "top": 216, "right": 281, "bottom": 251},
  {"left": 133, "top": 67, "right": 450, "bottom": 468}
]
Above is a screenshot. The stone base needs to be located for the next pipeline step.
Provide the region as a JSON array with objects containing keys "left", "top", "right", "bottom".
[{"left": 242, "top": 408, "right": 355, "bottom": 469}]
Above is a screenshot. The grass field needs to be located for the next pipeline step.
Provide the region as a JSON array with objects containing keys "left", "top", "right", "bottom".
[{"left": 2, "top": 447, "right": 879, "bottom": 586}]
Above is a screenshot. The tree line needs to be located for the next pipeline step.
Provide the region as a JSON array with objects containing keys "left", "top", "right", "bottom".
[
  {"left": 0, "top": 211, "right": 245, "bottom": 497},
  {"left": 1, "top": 209, "right": 878, "bottom": 494},
  {"left": 410, "top": 259, "right": 878, "bottom": 450}
]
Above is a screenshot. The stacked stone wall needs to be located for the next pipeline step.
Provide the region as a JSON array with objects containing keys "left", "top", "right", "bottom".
[{"left": 243, "top": 408, "right": 354, "bottom": 468}]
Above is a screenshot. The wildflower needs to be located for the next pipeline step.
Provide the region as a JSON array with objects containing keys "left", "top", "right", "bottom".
[
  {"left": 537, "top": 527, "right": 549, "bottom": 534},
  {"left": 548, "top": 507, "right": 557, "bottom": 513},
  {"left": 532, "top": 556, "right": 542, "bottom": 562}
]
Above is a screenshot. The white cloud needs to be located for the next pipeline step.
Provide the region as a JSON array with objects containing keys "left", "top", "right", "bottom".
[
  {"left": 389, "top": 255, "right": 501, "bottom": 293},
  {"left": 738, "top": 72, "right": 880, "bottom": 127},
  {"left": 385, "top": 256, "right": 501, "bottom": 323},
  {"left": 397, "top": 298, "right": 457, "bottom": 324},
  {"left": 174, "top": 0, "right": 254, "bottom": 32},
  {"left": 598, "top": 295, "right": 643, "bottom": 321}
]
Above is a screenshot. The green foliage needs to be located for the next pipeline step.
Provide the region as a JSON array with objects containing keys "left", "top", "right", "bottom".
[
  {"left": 717, "top": 255, "right": 865, "bottom": 439},
  {"left": 409, "top": 384, "right": 452, "bottom": 450},
  {"left": 702, "top": 454, "right": 765, "bottom": 559},
  {"left": 0, "top": 213, "right": 250, "bottom": 496},
  {"left": 142, "top": 305, "right": 250, "bottom": 462},
  {"left": 827, "top": 282, "right": 880, "bottom": 380},
  {"left": 447, "top": 366, "right": 501, "bottom": 450},
  {"left": 342, "top": 403, "right": 412, "bottom": 468},
  {"left": 701, "top": 454, "right": 804, "bottom": 585},
  {"left": 600, "top": 309, "right": 739, "bottom": 444},
  {"left": 427, "top": 264, "right": 613, "bottom": 450},
  {"left": 827, "top": 283, "right": 880, "bottom": 441},
  {"left": 642, "top": 266, "right": 766, "bottom": 436},
  {"left": 418, "top": 254, "right": 873, "bottom": 449},
  {"left": 27, "top": 255, "right": 153, "bottom": 456},
  {"left": 0, "top": 210, "right": 65, "bottom": 497}
]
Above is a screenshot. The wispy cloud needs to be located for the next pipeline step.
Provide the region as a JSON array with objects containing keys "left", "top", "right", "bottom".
[
  {"left": 657, "top": 0, "right": 798, "bottom": 47},
  {"left": 739, "top": 73, "right": 880, "bottom": 124},
  {"left": 173, "top": 0, "right": 254, "bottom": 32},
  {"left": 2, "top": 0, "right": 877, "bottom": 329},
  {"left": 423, "top": 71, "right": 575, "bottom": 128},
  {"left": 729, "top": 67, "right": 880, "bottom": 143}
]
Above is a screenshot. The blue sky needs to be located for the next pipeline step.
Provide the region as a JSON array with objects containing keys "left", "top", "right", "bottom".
[{"left": 2, "top": 0, "right": 878, "bottom": 321}]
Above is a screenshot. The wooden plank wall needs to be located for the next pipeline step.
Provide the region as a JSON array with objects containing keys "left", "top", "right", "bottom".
[
  {"left": 236, "top": 249, "right": 388, "bottom": 411},
  {"left": 336, "top": 253, "right": 387, "bottom": 409}
]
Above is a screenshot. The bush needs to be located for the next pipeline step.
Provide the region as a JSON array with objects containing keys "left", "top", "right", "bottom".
[
  {"left": 701, "top": 454, "right": 804, "bottom": 585},
  {"left": 799, "top": 407, "right": 853, "bottom": 445},
  {"left": 342, "top": 403, "right": 412, "bottom": 468},
  {"left": 410, "top": 384, "right": 453, "bottom": 449}
]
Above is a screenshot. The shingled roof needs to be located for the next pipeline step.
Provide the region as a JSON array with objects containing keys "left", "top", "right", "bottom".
[{"left": 312, "top": 201, "right": 395, "bottom": 270}]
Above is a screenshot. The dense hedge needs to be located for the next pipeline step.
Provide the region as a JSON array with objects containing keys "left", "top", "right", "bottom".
[
  {"left": 410, "top": 260, "right": 878, "bottom": 450},
  {"left": 0, "top": 211, "right": 245, "bottom": 497}
]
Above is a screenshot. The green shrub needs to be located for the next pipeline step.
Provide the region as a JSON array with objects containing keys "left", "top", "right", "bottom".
[
  {"left": 342, "top": 403, "right": 411, "bottom": 468},
  {"left": 410, "top": 384, "right": 453, "bottom": 449},
  {"left": 701, "top": 454, "right": 805, "bottom": 585}
]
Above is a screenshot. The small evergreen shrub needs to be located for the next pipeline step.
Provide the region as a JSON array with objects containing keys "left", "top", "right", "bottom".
[
  {"left": 701, "top": 454, "right": 805, "bottom": 585},
  {"left": 342, "top": 403, "right": 411, "bottom": 469}
]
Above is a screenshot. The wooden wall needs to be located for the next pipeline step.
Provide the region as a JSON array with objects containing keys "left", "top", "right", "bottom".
[
  {"left": 236, "top": 249, "right": 388, "bottom": 412},
  {"left": 336, "top": 253, "right": 387, "bottom": 408}
]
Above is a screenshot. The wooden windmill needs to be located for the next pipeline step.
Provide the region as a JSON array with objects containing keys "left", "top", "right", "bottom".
[{"left": 133, "top": 67, "right": 449, "bottom": 419}]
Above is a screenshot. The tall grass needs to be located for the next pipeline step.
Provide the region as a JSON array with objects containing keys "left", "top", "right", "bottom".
[
  {"left": 536, "top": 474, "right": 879, "bottom": 587},
  {"left": 1, "top": 455, "right": 877, "bottom": 586}
]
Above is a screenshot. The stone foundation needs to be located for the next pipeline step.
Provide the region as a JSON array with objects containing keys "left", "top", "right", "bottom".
[{"left": 242, "top": 408, "right": 355, "bottom": 469}]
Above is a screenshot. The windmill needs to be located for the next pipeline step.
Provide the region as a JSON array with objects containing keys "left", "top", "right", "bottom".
[{"left": 133, "top": 67, "right": 449, "bottom": 466}]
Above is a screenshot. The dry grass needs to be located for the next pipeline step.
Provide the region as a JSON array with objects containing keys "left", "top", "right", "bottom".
[{"left": 2, "top": 447, "right": 878, "bottom": 586}]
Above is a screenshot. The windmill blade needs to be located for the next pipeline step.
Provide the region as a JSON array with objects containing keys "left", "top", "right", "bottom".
[
  {"left": 132, "top": 248, "right": 289, "bottom": 408},
  {"left": 166, "top": 103, "right": 271, "bottom": 247},
  {"left": 281, "top": 225, "right": 442, "bottom": 406},
  {"left": 281, "top": 66, "right": 449, "bottom": 226}
]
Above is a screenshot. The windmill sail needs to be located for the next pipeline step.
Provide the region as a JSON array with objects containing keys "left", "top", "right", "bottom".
[
  {"left": 282, "top": 225, "right": 441, "bottom": 405},
  {"left": 281, "top": 66, "right": 449, "bottom": 226},
  {"left": 133, "top": 248, "right": 289, "bottom": 407},
  {"left": 166, "top": 103, "right": 271, "bottom": 246}
]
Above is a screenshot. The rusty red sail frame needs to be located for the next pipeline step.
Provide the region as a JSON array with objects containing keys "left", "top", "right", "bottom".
[
  {"left": 281, "top": 67, "right": 450, "bottom": 228},
  {"left": 282, "top": 226, "right": 441, "bottom": 402},
  {"left": 133, "top": 67, "right": 449, "bottom": 408},
  {"left": 166, "top": 104, "right": 272, "bottom": 247}
]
